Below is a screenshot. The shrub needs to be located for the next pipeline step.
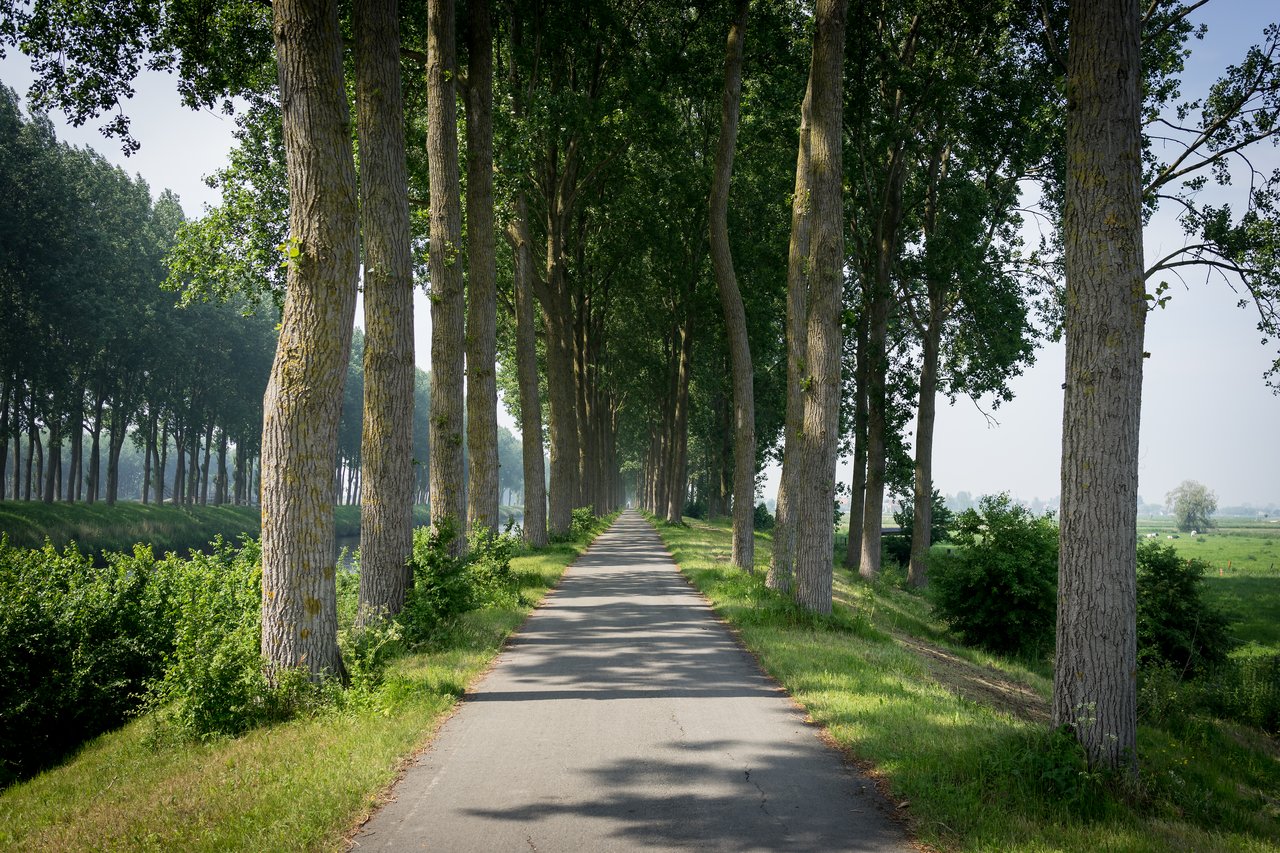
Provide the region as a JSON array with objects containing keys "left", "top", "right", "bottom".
[
  {"left": 753, "top": 502, "right": 774, "bottom": 531},
  {"left": 1136, "top": 542, "right": 1231, "bottom": 674},
  {"left": 0, "top": 537, "right": 173, "bottom": 785},
  {"left": 928, "top": 494, "right": 1059, "bottom": 657},
  {"left": 1200, "top": 650, "right": 1280, "bottom": 733},
  {"left": 143, "top": 537, "right": 289, "bottom": 739},
  {"left": 571, "top": 506, "right": 598, "bottom": 538},
  {"left": 399, "top": 521, "right": 521, "bottom": 645}
]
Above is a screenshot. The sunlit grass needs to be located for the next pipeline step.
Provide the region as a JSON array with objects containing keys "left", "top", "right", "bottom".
[
  {"left": 0, "top": 525, "right": 601, "bottom": 852},
  {"left": 654, "top": 515, "right": 1280, "bottom": 852}
]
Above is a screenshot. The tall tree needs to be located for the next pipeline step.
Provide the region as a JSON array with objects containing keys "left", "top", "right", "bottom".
[
  {"left": 465, "top": 0, "right": 499, "bottom": 534},
  {"left": 426, "top": 0, "right": 466, "bottom": 550},
  {"left": 709, "top": 0, "right": 755, "bottom": 570},
  {"left": 791, "top": 0, "right": 846, "bottom": 614},
  {"left": 355, "top": 0, "right": 415, "bottom": 621},
  {"left": 259, "top": 0, "right": 359, "bottom": 681},
  {"left": 1052, "top": 0, "right": 1144, "bottom": 771},
  {"left": 768, "top": 76, "right": 813, "bottom": 594}
]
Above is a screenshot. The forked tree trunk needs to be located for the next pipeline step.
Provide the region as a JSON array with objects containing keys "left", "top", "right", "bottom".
[
  {"left": 708, "top": 0, "right": 755, "bottom": 571},
  {"left": 769, "top": 75, "right": 813, "bottom": 595},
  {"left": 355, "top": 0, "right": 416, "bottom": 621},
  {"left": 464, "top": 0, "right": 500, "bottom": 535},
  {"left": 509, "top": 195, "right": 548, "bottom": 546},
  {"left": 260, "top": 0, "right": 360, "bottom": 683},
  {"left": 791, "top": 0, "right": 846, "bottom": 615},
  {"left": 1052, "top": 0, "right": 1143, "bottom": 773},
  {"left": 426, "top": 0, "right": 467, "bottom": 552}
]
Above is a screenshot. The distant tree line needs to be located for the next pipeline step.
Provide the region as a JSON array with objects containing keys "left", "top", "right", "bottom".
[{"left": 0, "top": 86, "right": 525, "bottom": 509}]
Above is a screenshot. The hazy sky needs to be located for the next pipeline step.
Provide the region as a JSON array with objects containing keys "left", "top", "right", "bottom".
[{"left": 2, "top": 3, "right": 1276, "bottom": 508}]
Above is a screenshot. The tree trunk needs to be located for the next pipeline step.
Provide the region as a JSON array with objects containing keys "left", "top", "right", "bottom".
[
  {"left": 844, "top": 326, "right": 868, "bottom": 568},
  {"left": 216, "top": 430, "right": 228, "bottom": 504},
  {"left": 858, "top": 152, "right": 906, "bottom": 580},
  {"left": 200, "top": 421, "right": 214, "bottom": 504},
  {"left": 0, "top": 380, "right": 8, "bottom": 500},
  {"left": 1052, "top": 0, "right": 1143, "bottom": 773},
  {"left": 708, "top": 0, "right": 755, "bottom": 572},
  {"left": 769, "top": 74, "right": 813, "bottom": 595},
  {"left": 87, "top": 392, "right": 104, "bottom": 504},
  {"left": 509, "top": 194, "right": 548, "bottom": 546},
  {"left": 67, "top": 394, "right": 83, "bottom": 502},
  {"left": 542, "top": 284, "right": 580, "bottom": 535},
  {"left": 792, "top": 0, "right": 846, "bottom": 615},
  {"left": 157, "top": 421, "right": 168, "bottom": 504},
  {"left": 665, "top": 307, "right": 693, "bottom": 524},
  {"left": 908, "top": 305, "right": 941, "bottom": 587},
  {"left": 42, "top": 421, "right": 58, "bottom": 503},
  {"left": 259, "top": 0, "right": 360, "bottom": 683},
  {"left": 464, "top": 0, "right": 500, "bottom": 535},
  {"left": 142, "top": 416, "right": 153, "bottom": 504},
  {"left": 426, "top": 0, "right": 467, "bottom": 553},
  {"left": 355, "top": 0, "right": 416, "bottom": 621},
  {"left": 27, "top": 420, "right": 40, "bottom": 501},
  {"left": 106, "top": 407, "right": 126, "bottom": 505}
]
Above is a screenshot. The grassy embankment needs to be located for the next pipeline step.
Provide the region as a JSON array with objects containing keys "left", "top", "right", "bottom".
[
  {"left": 0, "top": 502, "right": 433, "bottom": 557},
  {"left": 655, "top": 516, "right": 1280, "bottom": 852},
  {"left": 0, "top": 521, "right": 608, "bottom": 852}
]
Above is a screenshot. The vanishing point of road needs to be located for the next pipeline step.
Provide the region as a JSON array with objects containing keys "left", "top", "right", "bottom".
[{"left": 352, "top": 510, "right": 909, "bottom": 852}]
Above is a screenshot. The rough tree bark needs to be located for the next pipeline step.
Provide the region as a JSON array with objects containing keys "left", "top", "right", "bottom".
[
  {"left": 465, "top": 0, "right": 500, "bottom": 535},
  {"left": 1052, "top": 0, "right": 1144, "bottom": 773},
  {"left": 708, "top": 0, "right": 755, "bottom": 571},
  {"left": 355, "top": 0, "right": 415, "bottom": 622},
  {"left": 769, "top": 74, "right": 813, "bottom": 594},
  {"left": 426, "top": 0, "right": 467, "bottom": 552},
  {"left": 259, "top": 0, "right": 359, "bottom": 682},
  {"left": 792, "top": 0, "right": 846, "bottom": 615}
]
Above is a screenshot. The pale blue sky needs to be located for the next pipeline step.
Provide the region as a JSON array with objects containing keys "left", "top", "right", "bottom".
[{"left": 3, "top": 3, "right": 1276, "bottom": 508}]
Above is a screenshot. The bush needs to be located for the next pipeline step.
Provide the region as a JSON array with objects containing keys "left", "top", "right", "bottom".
[
  {"left": 753, "top": 502, "right": 774, "bottom": 531},
  {"left": 0, "top": 537, "right": 173, "bottom": 785},
  {"left": 928, "top": 494, "right": 1059, "bottom": 658},
  {"left": 1198, "top": 650, "right": 1280, "bottom": 733},
  {"left": 399, "top": 521, "right": 520, "bottom": 645},
  {"left": 683, "top": 498, "right": 706, "bottom": 520},
  {"left": 1136, "top": 542, "right": 1231, "bottom": 675},
  {"left": 571, "top": 506, "right": 598, "bottom": 538},
  {"left": 142, "top": 537, "right": 299, "bottom": 740}
]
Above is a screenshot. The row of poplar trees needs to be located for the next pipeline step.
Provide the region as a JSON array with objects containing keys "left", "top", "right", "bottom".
[
  {"left": 0, "top": 88, "right": 277, "bottom": 508},
  {"left": 5, "top": 0, "right": 1278, "bottom": 776}
]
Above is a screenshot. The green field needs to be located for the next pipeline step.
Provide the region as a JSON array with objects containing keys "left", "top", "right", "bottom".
[{"left": 1137, "top": 516, "right": 1280, "bottom": 576}]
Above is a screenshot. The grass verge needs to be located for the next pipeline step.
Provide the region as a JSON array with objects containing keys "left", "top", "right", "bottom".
[
  {"left": 0, "top": 531, "right": 600, "bottom": 852},
  {"left": 654, "top": 516, "right": 1280, "bottom": 852}
]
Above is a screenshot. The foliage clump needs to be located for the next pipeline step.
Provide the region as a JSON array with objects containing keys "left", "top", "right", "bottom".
[
  {"left": 398, "top": 520, "right": 521, "bottom": 645},
  {"left": 753, "top": 502, "right": 774, "bottom": 531},
  {"left": 0, "top": 537, "right": 172, "bottom": 785},
  {"left": 1165, "top": 479, "right": 1217, "bottom": 532},
  {"left": 1136, "top": 541, "right": 1232, "bottom": 674},
  {"left": 927, "top": 493, "right": 1059, "bottom": 657}
]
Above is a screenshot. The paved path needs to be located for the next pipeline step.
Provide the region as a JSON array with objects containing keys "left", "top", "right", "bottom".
[{"left": 353, "top": 511, "right": 908, "bottom": 852}]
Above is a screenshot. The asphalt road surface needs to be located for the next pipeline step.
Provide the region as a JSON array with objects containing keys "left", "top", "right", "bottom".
[{"left": 352, "top": 510, "right": 909, "bottom": 852}]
